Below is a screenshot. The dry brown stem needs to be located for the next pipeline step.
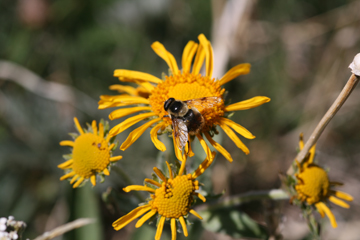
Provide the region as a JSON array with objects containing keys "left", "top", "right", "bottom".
[
  {"left": 287, "top": 73, "right": 359, "bottom": 175},
  {"left": 32, "top": 218, "right": 95, "bottom": 240}
]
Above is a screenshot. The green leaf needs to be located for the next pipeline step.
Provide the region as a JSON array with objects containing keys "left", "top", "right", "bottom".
[
  {"left": 75, "top": 185, "right": 102, "bottom": 240},
  {"left": 200, "top": 208, "right": 268, "bottom": 239}
]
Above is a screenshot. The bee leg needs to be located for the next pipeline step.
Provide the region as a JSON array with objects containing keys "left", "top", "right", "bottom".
[{"left": 163, "top": 115, "right": 170, "bottom": 118}]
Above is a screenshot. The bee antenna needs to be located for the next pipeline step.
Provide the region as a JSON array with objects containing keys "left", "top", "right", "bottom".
[{"left": 164, "top": 98, "right": 175, "bottom": 111}]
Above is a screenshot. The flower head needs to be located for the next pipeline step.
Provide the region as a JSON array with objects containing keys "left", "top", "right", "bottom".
[
  {"left": 294, "top": 134, "right": 353, "bottom": 228},
  {"left": 112, "top": 152, "right": 216, "bottom": 240},
  {"left": 58, "top": 117, "right": 122, "bottom": 188},
  {"left": 99, "top": 34, "right": 270, "bottom": 162}
]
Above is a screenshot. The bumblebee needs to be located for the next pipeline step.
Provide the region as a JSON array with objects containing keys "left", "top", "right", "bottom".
[{"left": 164, "top": 97, "right": 222, "bottom": 150}]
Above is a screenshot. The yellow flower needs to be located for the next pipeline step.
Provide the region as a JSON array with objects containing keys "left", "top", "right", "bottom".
[
  {"left": 99, "top": 34, "right": 270, "bottom": 162},
  {"left": 294, "top": 134, "right": 353, "bottom": 228},
  {"left": 58, "top": 117, "right": 122, "bottom": 188},
  {"left": 112, "top": 152, "right": 216, "bottom": 240}
]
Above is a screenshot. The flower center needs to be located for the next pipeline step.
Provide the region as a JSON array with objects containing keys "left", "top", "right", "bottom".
[
  {"left": 151, "top": 174, "right": 196, "bottom": 218},
  {"left": 72, "top": 133, "right": 110, "bottom": 178},
  {"left": 149, "top": 72, "right": 225, "bottom": 130},
  {"left": 296, "top": 165, "right": 329, "bottom": 204}
]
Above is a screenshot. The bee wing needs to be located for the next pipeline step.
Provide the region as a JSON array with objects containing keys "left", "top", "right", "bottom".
[
  {"left": 185, "top": 96, "right": 222, "bottom": 111},
  {"left": 172, "top": 118, "right": 188, "bottom": 150}
]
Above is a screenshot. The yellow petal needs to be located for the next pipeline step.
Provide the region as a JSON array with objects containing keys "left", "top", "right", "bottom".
[
  {"left": 153, "top": 167, "right": 167, "bottom": 183},
  {"left": 112, "top": 205, "right": 151, "bottom": 231},
  {"left": 110, "top": 156, "right": 123, "bottom": 162},
  {"left": 194, "top": 192, "right": 206, "bottom": 202},
  {"left": 150, "top": 122, "right": 167, "bottom": 152},
  {"left": 99, "top": 122, "right": 104, "bottom": 138},
  {"left": 103, "top": 168, "right": 110, "bottom": 176},
  {"left": 144, "top": 178, "right": 162, "bottom": 188},
  {"left": 173, "top": 134, "right": 186, "bottom": 162},
  {"left": 109, "top": 84, "right": 137, "bottom": 95},
  {"left": 151, "top": 42, "right": 179, "bottom": 75},
  {"left": 225, "top": 96, "right": 270, "bottom": 112},
  {"left": 218, "top": 63, "right": 251, "bottom": 85},
  {"left": 135, "top": 209, "right": 157, "bottom": 228},
  {"left": 90, "top": 175, "right": 96, "bottom": 186},
  {"left": 184, "top": 138, "right": 195, "bottom": 157},
  {"left": 70, "top": 175, "right": 79, "bottom": 184},
  {"left": 166, "top": 161, "right": 173, "bottom": 179},
  {"left": 315, "top": 203, "right": 325, "bottom": 218},
  {"left": 108, "top": 143, "right": 115, "bottom": 150},
  {"left": 60, "top": 171, "right": 76, "bottom": 180},
  {"left": 155, "top": 216, "right": 166, "bottom": 240},
  {"left": 332, "top": 190, "right": 353, "bottom": 202},
  {"left": 59, "top": 140, "right": 74, "bottom": 147},
  {"left": 220, "top": 118, "right": 255, "bottom": 139},
  {"left": 73, "top": 177, "right": 85, "bottom": 188},
  {"left": 109, "top": 112, "right": 157, "bottom": 136},
  {"left": 110, "top": 95, "right": 150, "bottom": 104},
  {"left": 329, "top": 196, "right": 350, "bottom": 208},
  {"left": 204, "top": 132, "right": 233, "bottom": 162},
  {"left": 120, "top": 118, "right": 162, "bottom": 150},
  {"left": 192, "top": 41, "right": 205, "bottom": 75},
  {"left": 182, "top": 41, "right": 198, "bottom": 73},
  {"left": 299, "top": 133, "right": 304, "bottom": 150},
  {"left": 57, "top": 159, "right": 73, "bottom": 169},
  {"left": 308, "top": 144, "right": 316, "bottom": 163},
  {"left": 315, "top": 202, "right": 337, "bottom": 228},
  {"left": 123, "top": 185, "right": 156, "bottom": 193},
  {"left": 74, "top": 117, "right": 84, "bottom": 135},
  {"left": 92, "top": 120, "right": 98, "bottom": 135},
  {"left": 192, "top": 151, "right": 216, "bottom": 179},
  {"left": 109, "top": 106, "right": 152, "bottom": 120},
  {"left": 196, "top": 133, "right": 212, "bottom": 160},
  {"left": 178, "top": 153, "right": 188, "bottom": 177},
  {"left": 134, "top": 80, "right": 155, "bottom": 92},
  {"left": 190, "top": 209, "right": 203, "bottom": 220},
  {"left": 179, "top": 216, "right": 188, "bottom": 237},
  {"left": 198, "top": 34, "right": 213, "bottom": 77},
  {"left": 114, "top": 69, "right": 163, "bottom": 84},
  {"left": 171, "top": 218, "right": 177, "bottom": 240},
  {"left": 219, "top": 122, "right": 250, "bottom": 154}
]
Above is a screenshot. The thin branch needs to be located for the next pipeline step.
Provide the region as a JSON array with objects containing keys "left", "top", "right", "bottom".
[
  {"left": 32, "top": 218, "right": 95, "bottom": 240},
  {"left": 287, "top": 73, "right": 359, "bottom": 175}
]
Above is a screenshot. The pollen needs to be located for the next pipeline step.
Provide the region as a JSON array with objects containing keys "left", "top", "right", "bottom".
[
  {"left": 72, "top": 133, "right": 110, "bottom": 178},
  {"left": 152, "top": 174, "right": 198, "bottom": 218},
  {"left": 149, "top": 72, "right": 225, "bottom": 129}
]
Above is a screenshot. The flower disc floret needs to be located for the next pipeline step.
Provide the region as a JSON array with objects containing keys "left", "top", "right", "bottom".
[
  {"left": 112, "top": 152, "right": 216, "bottom": 240},
  {"left": 58, "top": 118, "right": 122, "bottom": 188},
  {"left": 293, "top": 134, "right": 353, "bottom": 228},
  {"left": 153, "top": 174, "right": 198, "bottom": 218},
  {"left": 99, "top": 34, "right": 271, "bottom": 162},
  {"left": 71, "top": 133, "right": 110, "bottom": 178}
]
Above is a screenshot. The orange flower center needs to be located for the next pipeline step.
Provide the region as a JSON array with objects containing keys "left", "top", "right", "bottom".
[
  {"left": 151, "top": 174, "right": 198, "bottom": 218},
  {"left": 72, "top": 133, "right": 110, "bottom": 178},
  {"left": 149, "top": 72, "right": 225, "bottom": 130}
]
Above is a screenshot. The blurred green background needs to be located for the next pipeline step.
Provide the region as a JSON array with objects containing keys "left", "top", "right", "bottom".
[{"left": 1, "top": 0, "right": 360, "bottom": 239}]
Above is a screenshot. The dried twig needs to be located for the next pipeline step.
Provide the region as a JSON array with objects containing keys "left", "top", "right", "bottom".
[
  {"left": 32, "top": 218, "right": 95, "bottom": 240},
  {"left": 287, "top": 70, "right": 360, "bottom": 175}
]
